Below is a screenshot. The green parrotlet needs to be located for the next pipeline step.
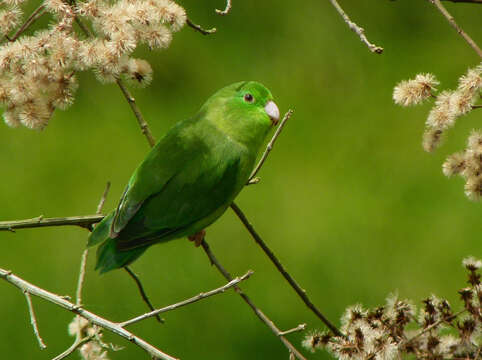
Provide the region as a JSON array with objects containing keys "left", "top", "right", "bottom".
[{"left": 88, "top": 81, "right": 280, "bottom": 273}]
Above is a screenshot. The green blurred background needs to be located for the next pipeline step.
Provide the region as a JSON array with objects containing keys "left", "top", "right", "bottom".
[{"left": 1, "top": 0, "right": 481, "bottom": 359}]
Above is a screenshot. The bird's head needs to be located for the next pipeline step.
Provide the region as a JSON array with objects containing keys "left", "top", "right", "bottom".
[{"left": 201, "top": 81, "right": 280, "bottom": 149}]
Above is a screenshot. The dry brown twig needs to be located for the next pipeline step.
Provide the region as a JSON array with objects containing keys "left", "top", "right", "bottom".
[
  {"left": 54, "top": 182, "right": 111, "bottom": 360},
  {"left": 0, "top": 266, "right": 253, "bottom": 360},
  {"left": 428, "top": 0, "right": 482, "bottom": 58},
  {"left": 24, "top": 290, "right": 47, "bottom": 349},
  {"left": 0, "top": 267, "right": 179, "bottom": 360},
  {"left": 216, "top": 0, "right": 232, "bottom": 15},
  {"left": 328, "top": 0, "right": 383, "bottom": 54},
  {"left": 200, "top": 240, "right": 308, "bottom": 360}
]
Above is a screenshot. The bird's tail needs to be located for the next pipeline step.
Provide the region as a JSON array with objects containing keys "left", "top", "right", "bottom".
[{"left": 88, "top": 212, "right": 148, "bottom": 274}]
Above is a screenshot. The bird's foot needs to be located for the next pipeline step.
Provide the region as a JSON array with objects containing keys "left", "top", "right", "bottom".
[{"left": 188, "top": 229, "right": 206, "bottom": 247}]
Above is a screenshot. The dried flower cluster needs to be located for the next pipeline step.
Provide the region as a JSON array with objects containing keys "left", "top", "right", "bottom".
[
  {"left": 393, "top": 64, "right": 482, "bottom": 200},
  {"left": 303, "top": 257, "right": 481, "bottom": 360},
  {"left": 0, "top": 0, "right": 186, "bottom": 129},
  {"left": 393, "top": 73, "right": 439, "bottom": 107},
  {"left": 442, "top": 130, "right": 482, "bottom": 200},
  {"left": 68, "top": 316, "right": 119, "bottom": 360}
]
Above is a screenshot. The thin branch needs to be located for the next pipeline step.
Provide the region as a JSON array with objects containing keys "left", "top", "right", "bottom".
[
  {"left": 95, "top": 182, "right": 111, "bottom": 215},
  {"left": 428, "top": 0, "right": 482, "bottom": 58},
  {"left": 6, "top": 5, "right": 46, "bottom": 42},
  {"left": 76, "top": 182, "right": 110, "bottom": 305},
  {"left": 0, "top": 268, "right": 178, "bottom": 360},
  {"left": 186, "top": 18, "right": 217, "bottom": 35},
  {"left": 24, "top": 290, "right": 47, "bottom": 349},
  {"left": 0, "top": 215, "right": 104, "bottom": 232},
  {"left": 120, "top": 270, "right": 254, "bottom": 327},
  {"left": 248, "top": 109, "right": 293, "bottom": 184},
  {"left": 52, "top": 335, "right": 94, "bottom": 360},
  {"left": 404, "top": 309, "right": 466, "bottom": 345},
  {"left": 230, "top": 202, "right": 344, "bottom": 337},
  {"left": 215, "top": 0, "right": 232, "bottom": 15},
  {"left": 75, "top": 250, "right": 89, "bottom": 307},
  {"left": 116, "top": 79, "right": 157, "bottom": 147},
  {"left": 200, "top": 239, "right": 307, "bottom": 360},
  {"left": 124, "top": 266, "right": 164, "bottom": 324},
  {"left": 69, "top": 7, "right": 159, "bottom": 150},
  {"left": 328, "top": 0, "right": 383, "bottom": 54},
  {"left": 441, "top": 0, "right": 482, "bottom": 3},
  {"left": 278, "top": 323, "right": 307, "bottom": 337}
]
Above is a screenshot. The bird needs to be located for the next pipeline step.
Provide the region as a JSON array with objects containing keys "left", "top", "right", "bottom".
[{"left": 88, "top": 81, "right": 280, "bottom": 273}]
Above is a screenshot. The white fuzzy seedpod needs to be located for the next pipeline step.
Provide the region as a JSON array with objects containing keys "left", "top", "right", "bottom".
[
  {"left": 464, "top": 175, "right": 482, "bottom": 201},
  {"left": 393, "top": 73, "right": 439, "bottom": 106},
  {"left": 153, "top": 0, "right": 186, "bottom": 31},
  {"left": 457, "top": 64, "right": 482, "bottom": 95},
  {"left": 17, "top": 99, "right": 53, "bottom": 130},
  {"left": 442, "top": 152, "right": 466, "bottom": 177},
  {"left": 0, "top": 0, "right": 186, "bottom": 130},
  {"left": 124, "top": 58, "right": 152, "bottom": 86},
  {"left": 0, "top": 6, "right": 22, "bottom": 37},
  {"left": 422, "top": 127, "right": 443, "bottom": 153},
  {"left": 139, "top": 23, "right": 171, "bottom": 49},
  {"left": 426, "top": 91, "right": 457, "bottom": 130}
]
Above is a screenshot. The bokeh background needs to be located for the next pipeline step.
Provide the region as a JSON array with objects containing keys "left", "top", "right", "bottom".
[{"left": 1, "top": 0, "right": 481, "bottom": 359}]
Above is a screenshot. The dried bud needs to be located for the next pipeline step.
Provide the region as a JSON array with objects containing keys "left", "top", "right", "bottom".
[{"left": 422, "top": 127, "right": 443, "bottom": 153}]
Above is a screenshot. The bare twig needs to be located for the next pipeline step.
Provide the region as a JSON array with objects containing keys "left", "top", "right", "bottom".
[
  {"left": 116, "top": 79, "right": 157, "bottom": 147},
  {"left": 404, "top": 309, "right": 466, "bottom": 345},
  {"left": 124, "top": 266, "right": 164, "bottom": 324},
  {"left": 120, "top": 270, "right": 254, "bottom": 327},
  {"left": 0, "top": 215, "right": 104, "bottom": 232},
  {"left": 200, "top": 239, "right": 307, "bottom": 360},
  {"left": 0, "top": 268, "right": 178, "bottom": 360},
  {"left": 6, "top": 5, "right": 46, "bottom": 42},
  {"left": 248, "top": 109, "right": 293, "bottom": 183},
  {"left": 52, "top": 335, "right": 95, "bottom": 360},
  {"left": 95, "top": 182, "right": 111, "bottom": 215},
  {"left": 76, "top": 182, "right": 111, "bottom": 306},
  {"left": 428, "top": 0, "right": 482, "bottom": 58},
  {"left": 24, "top": 290, "right": 47, "bottom": 349},
  {"left": 215, "top": 0, "right": 232, "bottom": 15},
  {"left": 278, "top": 323, "right": 307, "bottom": 336},
  {"left": 75, "top": 250, "right": 89, "bottom": 307},
  {"left": 441, "top": 0, "right": 482, "bottom": 3},
  {"left": 328, "top": 0, "right": 383, "bottom": 54},
  {"left": 186, "top": 18, "right": 217, "bottom": 35},
  {"left": 56, "top": 182, "right": 112, "bottom": 360},
  {"left": 230, "top": 202, "right": 344, "bottom": 337}
]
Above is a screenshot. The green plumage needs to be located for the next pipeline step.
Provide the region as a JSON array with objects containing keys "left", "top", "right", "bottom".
[{"left": 88, "top": 81, "right": 279, "bottom": 273}]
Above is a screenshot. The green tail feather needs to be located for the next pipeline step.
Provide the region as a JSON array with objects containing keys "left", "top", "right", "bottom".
[
  {"left": 96, "top": 238, "right": 147, "bottom": 274},
  {"left": 88, "top": 212, "right": 114, "bottom": 248},
  {"left": 88, "top": 211, "right": 147, "bottom": 274}
]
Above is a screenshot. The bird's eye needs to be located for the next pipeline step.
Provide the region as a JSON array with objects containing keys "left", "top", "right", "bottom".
[{"left": 244, "top": 93, "right": 254, "bottom": 103}]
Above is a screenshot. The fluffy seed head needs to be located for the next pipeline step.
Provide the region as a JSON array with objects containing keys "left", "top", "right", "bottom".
[
  {"left": 426, "top": 91, "right": 457, "bottom": 130},
  {"left": 462, "top": 257, "right": 482, "bottom": 271},
  {"left": 422, "top": 127, "right": 443, "bottom": 153},
  {"left": 464, "top": 175, "right": 482, "bottom": 201},
  {"left": 0, "top": 6, "right": 22, "bottom": 36},
  {"left": 393, "top": 73, "right": 439, "bottom": 106},
  {"left": 0, "top": 0, "right": 186, "bottom": 130},
  {"left": 442, "top": 152, "right": 466, "bottom": 177}
]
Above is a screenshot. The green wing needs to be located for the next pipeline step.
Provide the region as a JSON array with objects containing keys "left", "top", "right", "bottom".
[{"left": 91, "top": 117, "right": 252, "bottom": 252}]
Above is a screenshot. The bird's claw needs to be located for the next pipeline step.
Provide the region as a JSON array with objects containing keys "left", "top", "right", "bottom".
[{"left": 188, "top": 229, "right": 206, "bottom": 247}]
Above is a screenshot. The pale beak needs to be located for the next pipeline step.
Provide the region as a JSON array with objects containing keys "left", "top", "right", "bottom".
[{"left": 264, "top": 100, "right": 280, "bottom": 125}]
